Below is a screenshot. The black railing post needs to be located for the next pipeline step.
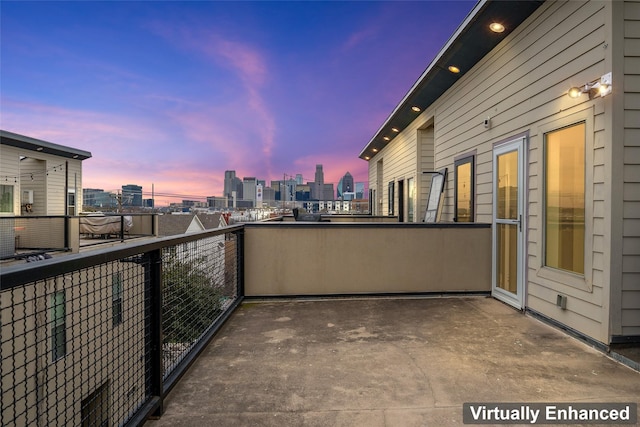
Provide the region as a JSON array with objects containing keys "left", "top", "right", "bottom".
[
  {"left": 236, "top": 228, "right": 245, "bottom": 297},
  {"left": 147, "top": 248, "right": 164, "bottom": 418},
  {"left": 120, "top": 215, "right": 125, "bottom": 242}
]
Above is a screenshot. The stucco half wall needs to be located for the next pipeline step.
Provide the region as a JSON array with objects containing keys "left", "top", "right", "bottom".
[{"left": 244, "top": 223, "right": 491, "bottom": 296}]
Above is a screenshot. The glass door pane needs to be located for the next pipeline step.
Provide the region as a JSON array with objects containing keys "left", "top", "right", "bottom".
[
  {"left": 496, "top": 223, "right": 518, "bottom": 293},
  {"left": 493, "top": 138, "right": 524, "bottom": 309},
  {"left": 497, "top": 151, "right": 518, "bottom": 220}
]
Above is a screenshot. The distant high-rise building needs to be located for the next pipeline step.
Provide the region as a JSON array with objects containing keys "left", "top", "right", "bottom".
[
  {"left": 339, "top": 172, "right": 354, "bottom": 198},
  {"left": 83, "top": 188, "right": 117, "bottom": 209},
  {"left": 224, "top": 170, "right": 236, "bottom": 198},
  {"left": 243, "top": 177, "right": 257, "bottom": 206},
  {"left": 295, "top": 174, "right": 303, "bottom": 185},
  {"left": 295, "top": 184, "right": 311, "bottom": 201},
  {"left": 207, "top": 196, "right": 228, "bottom": 209},
  {"left": 355, "top": 182, "right": 366, "bottom": 199},
  {"left": 313, "top": 164, "right": 324, "bottom": 200},
  {"left": 122, "top": 184, "right": 143, "bottom": 207}
]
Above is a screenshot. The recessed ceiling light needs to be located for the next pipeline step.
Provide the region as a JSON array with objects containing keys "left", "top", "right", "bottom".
[
  {"left": 364, "top": 156, "right": 370, "bottom": 160},
  {"left": 391, "top": 127, "right": 400, "bottom": 133},
  {"left": 490, "top": 22, "right": 505, "bottom": 33},
  {"left": 383, "top": 136, "right": 390, "bottom": 141},
  {"left": 448, "top": 65, "right": 461, "bottom": 74},
  {"left": 37, "top": 147, "right": 43, "bottom": 151},
  {"left": 411, "top": 106, "right": 421, "bottom": 112},
  {"left": 372, "top": 148, "right": 378, "bottom": 153}
]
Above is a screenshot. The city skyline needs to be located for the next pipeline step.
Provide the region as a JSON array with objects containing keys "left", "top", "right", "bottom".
[
  {"left": 83, "top": 165, "right": 367, "bottom": 209},
  {"left": 1, "top": 1, "right": 474, "bottom": 206}
]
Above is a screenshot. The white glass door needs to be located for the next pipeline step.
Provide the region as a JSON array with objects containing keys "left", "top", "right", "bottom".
[{"left": 492, "top": 138, "right": 525, "bottom": 308}]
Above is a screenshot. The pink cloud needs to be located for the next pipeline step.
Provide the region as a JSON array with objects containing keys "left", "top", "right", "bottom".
[{"left": 149, "top": 23, "right": 277, "bottom": 176}]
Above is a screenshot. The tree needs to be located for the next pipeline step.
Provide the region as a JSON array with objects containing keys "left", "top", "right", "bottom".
[{"left": 162, "top": 252, "right": 222, "bottom": 344}]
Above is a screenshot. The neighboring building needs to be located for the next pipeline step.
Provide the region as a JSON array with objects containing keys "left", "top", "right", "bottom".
[
  {"left": 1, "top": 130, "right": 92, "bottom": 216},
  {"left": 121, "top": 184, "right": 142, "bottom": 207},
  {"left": 359, "top": 0, "right": 639, "bottom": 346}
]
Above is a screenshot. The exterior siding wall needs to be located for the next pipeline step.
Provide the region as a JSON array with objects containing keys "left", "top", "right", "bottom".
[
  {"left": 368, "top": 1, "right": 623, "bottom": 344},
  {"left": 0, "top": 145, "right": 21, "bottom": 215},
  {"left": 20, "top": 158, "right": 47, "bottom": 215},
  {"left": 0, "top": 142, "right": 85, "bottom": 216},
  {"left": 431, "top": 0, "right": 610, "bottom": 343},
  {"left": 418, "top": 126, "right": 435, "bottom": 221},
  {"left": 622, "top": 0, "right": 640, "bottom": 335},
  {"left": 368, "top": 118, "right": 434, "bottom": 219}
]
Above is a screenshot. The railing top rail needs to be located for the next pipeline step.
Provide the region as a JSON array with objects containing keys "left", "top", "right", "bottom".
[
  {"left": 0, "top": 224, "right": 244, "bottom": 290},
  {"left": 244, "top": 221, "right": 491, "bottom": 229}
]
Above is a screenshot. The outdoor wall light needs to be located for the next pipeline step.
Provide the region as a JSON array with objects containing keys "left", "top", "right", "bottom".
[{"left": 568, "top": 72, "right": 612, "bottom": 99}]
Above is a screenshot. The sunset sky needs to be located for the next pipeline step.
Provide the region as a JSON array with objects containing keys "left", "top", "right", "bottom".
[{"left": 1, "top": 1, "right": 474, "bottom": 206}]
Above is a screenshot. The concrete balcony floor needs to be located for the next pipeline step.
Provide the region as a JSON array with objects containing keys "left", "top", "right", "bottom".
[{"left": 146, "top": 297, "right": 640, "bottom": 426}]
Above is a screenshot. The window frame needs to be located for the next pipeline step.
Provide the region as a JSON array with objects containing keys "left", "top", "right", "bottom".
[
  {"left": 454, "top": 154, "right": 476, "bottom": 222},
  {"left": 112, "top": 272, "right": 123, "bottom": 326},
  {"left": 535, "top": 109, "right": 594, "bottom": 292},
  {"left": 543, "top": 122, "right": 586, "bottom": 276},
  {"left": 1, "top": 184, "right": 14, "bottom": 214},
  {"left": 51, "top": 291, "right": 66, "bottom": 362},
  {"left": 407, "top": 177, "right": 415, "bottom": 222},
  {"left": 388, "top": 181, "right": 394, "bottom": 216},
  {"left": 67, "top": 189, "right": 76, "bottom": 216}
]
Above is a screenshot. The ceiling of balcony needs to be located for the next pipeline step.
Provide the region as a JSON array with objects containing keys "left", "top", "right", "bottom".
[{"left": 358, "top": 0, "right": 545, "bottom": 160}]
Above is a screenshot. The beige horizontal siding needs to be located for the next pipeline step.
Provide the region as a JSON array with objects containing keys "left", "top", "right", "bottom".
[
  {"left": 623, "top": 0, "right": 640, "bottom": 336},
  {"left": 429, "top": 0, "right": 609, "bottom": 342}
]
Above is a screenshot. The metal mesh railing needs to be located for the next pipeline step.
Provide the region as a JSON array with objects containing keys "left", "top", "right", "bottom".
[
  {"left": 161, "top": 233, "right": 238, "bottom": 379},
  {"left": 0, "top": 226, "right": 243, "bottom": 426}
]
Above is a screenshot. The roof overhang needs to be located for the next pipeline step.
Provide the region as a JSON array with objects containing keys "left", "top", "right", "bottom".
[
  {"left": 359, "top": 0, "right": 544, "bottom": 160},
  {"left": 1, "top": 129, "right": 92, "bottom": 161}
]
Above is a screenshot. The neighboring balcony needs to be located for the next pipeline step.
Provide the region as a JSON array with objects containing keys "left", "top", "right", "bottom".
[
  {"left": 1, "top": 220, "right": 638, "bottom": 427},
  {"left": 0, "top": 214, "right": 156, "bottom": 262}
]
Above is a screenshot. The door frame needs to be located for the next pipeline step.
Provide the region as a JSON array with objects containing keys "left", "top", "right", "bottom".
[{"left": 492, "top": 136, "right": 527, "bottom": 309}]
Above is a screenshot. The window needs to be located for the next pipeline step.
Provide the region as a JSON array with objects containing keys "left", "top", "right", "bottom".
[
  {"left": 81, "top": 381, "right": 110, "bottom": 427},
  {"left": 1, "top": 185, "right": 13, "bottom": 213},
  {"left": 388, "top": 181, "right": 394, "bottom": 215},
  {"left": 544, "top": 122, "right": 585, "bottom": 275},
  {"left": 112, "top": 272, "right": 123, "bottom": 326},
  {"left": 51, "top": 291, "right": 66, "bottom": 361},
  {"left": 454, "top": 156, "right": 474, "bottom": 222},
  {"left": 407, "top": 178, "right": 415, "bottom": 222},
  {"left": 67, "top": 189, "right": 76, "bottom": 216}
]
